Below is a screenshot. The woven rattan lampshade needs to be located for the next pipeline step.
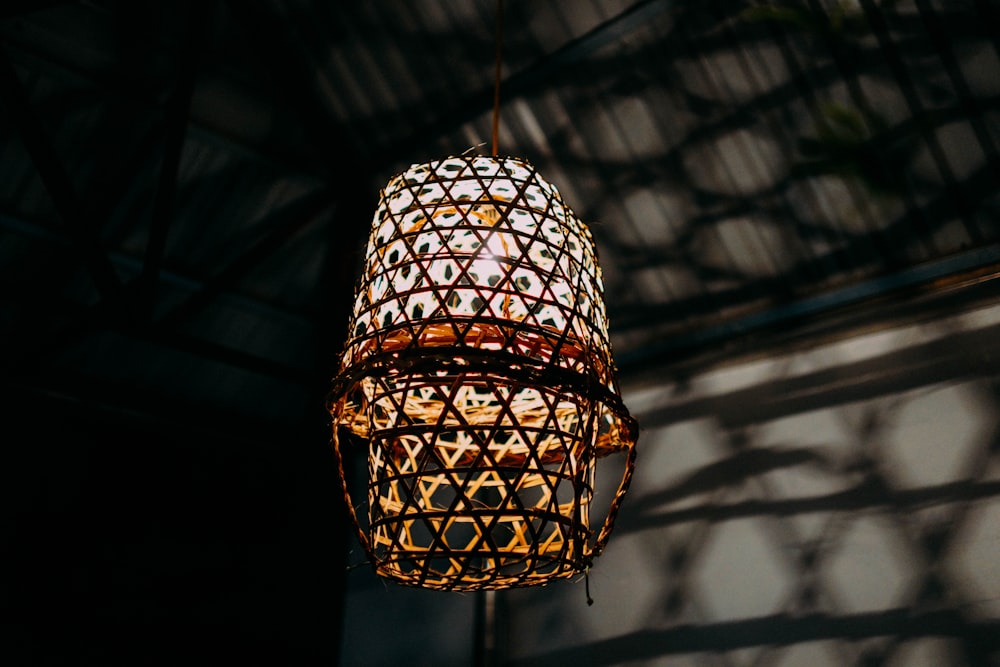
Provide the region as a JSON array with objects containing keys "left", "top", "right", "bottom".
[{"left": 328, "top": 155, "right": 637, "bottom": 591}]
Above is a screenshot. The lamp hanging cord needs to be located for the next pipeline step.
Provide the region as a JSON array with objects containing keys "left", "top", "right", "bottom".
[{"left": 492, "top": 0, "right": 504, "bottom": 156}]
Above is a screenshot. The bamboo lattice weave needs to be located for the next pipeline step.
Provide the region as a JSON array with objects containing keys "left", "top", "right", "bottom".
[{"left": 329, "top": 155, "right": 637, "bottom": 590}]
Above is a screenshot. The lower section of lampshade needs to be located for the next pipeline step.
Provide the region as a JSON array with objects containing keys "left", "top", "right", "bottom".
[
  {"left": 369, "top": 457, "right": 593, "bottom": 591},
  {"left": 332, "top": 368, "right": 634, "bottom": 591}
]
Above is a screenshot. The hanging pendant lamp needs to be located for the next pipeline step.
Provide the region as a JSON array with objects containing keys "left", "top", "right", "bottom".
[
  {"left": 328, "top": 155, "right": 637, "bottom": 591},
  {"left": 327, "top": 0, "right": 636, "bottom": 592}
]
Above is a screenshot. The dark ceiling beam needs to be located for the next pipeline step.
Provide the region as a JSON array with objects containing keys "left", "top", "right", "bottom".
[
  {"left": 145, "top": 329, "right": 314, "bottom": 386},
  {"left": 0, "top": 3, "right": 364, "bottom": 383},
  {"left": 0, "top": 370, "right": 299, "bottom": 451},
  {"left": 0, "top": 43, "right": 124, "bottom": 303},
  {"left": 615, "top": 244, "right": 1000, "bottom": 380},
  {"left": 612, "top": 149, "right": 1000, "bottom": 339},
  {"left": 0, "top": 4, "right": 223, "bottom": 377},
  {"left": 375, "top": 0, "right": 679, "bottom": 171},
  {"left": 6, "top": 37, "right": 328, "bottom": 183},
  {"left": 0, "top": 0, "right": 355, "bottom": 394},
  {"left": 641, "top": 317, "right": 1000, "bottom": 429},
  {"left": 3, "top": 31, "right": 338, "bottom": 188},
  {"left": 0, "top": 210, "right": 313, "bottom": 328},
  {"left": 0, "top": 208, "right": 320, "bottom": 386},
  {"left": 157, "top": 188, "right": 337, "bottom": 331},
  {"left": 224, "top": 0, "right": 378, "bottom": 368},
  {"left": 0, "top": 0, "right": 72, "bottom": 19},
  {"left": 137, "top": 0, "right": 208, "bottom": 321},
  {"left": 226, "top": 0, "right": 376, "bottom": 182}
]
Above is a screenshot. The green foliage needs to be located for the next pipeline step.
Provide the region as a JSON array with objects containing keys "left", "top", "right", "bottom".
[
  {"left": 797, "top": 103, "right": 915, "bottom": 197},
  {"left": 741, "top": 1, "right": 901, "bottom": 38},
  {"left": 742, "top": 4, "right": 823, "bottom": 32},
  {"left": 742, "top": 3, "right": 915, "bottom": 196}
]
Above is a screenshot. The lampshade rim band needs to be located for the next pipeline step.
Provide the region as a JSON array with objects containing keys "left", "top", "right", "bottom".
[{"left": 327, "top": 349, "right": 638, "bottom": 449}]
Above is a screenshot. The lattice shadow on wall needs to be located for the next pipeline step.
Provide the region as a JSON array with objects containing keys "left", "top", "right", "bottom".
[{"left": 507, "top": 315, "right": 1000, "bottom": 667}]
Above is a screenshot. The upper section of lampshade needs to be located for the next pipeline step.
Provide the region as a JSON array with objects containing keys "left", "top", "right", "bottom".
[{"left": 333, "top": 155, "right": 635, "bottom": 450}]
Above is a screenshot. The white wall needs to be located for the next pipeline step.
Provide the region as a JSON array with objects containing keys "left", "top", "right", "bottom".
[{"left": 504, "top": 301, "right": 1000, "bottom": 667}]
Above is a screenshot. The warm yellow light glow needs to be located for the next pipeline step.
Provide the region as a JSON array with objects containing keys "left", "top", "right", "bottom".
[{"left": 328, "top": 155, "right": 637, "bottom": 591}]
